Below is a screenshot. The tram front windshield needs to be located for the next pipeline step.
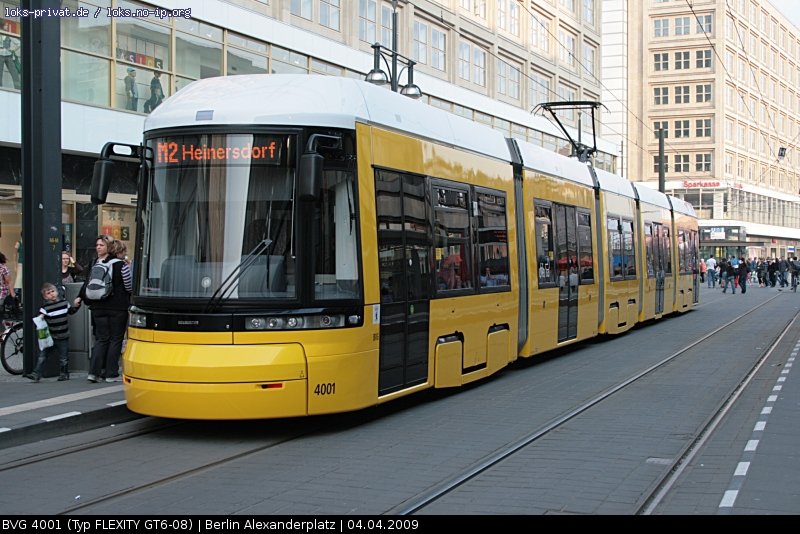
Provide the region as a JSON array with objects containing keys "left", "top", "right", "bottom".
[{"left": 141, "top": 132, "right": 360, "bottom": 303}]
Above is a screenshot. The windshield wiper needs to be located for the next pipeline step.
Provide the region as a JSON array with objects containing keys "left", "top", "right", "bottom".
[{"left": 204, "top": 238, "right": 273, "bottom": 313}]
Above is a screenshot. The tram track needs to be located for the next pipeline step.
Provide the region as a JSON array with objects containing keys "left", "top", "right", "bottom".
[
  {"left": 2, "top": 292, "right": 796, "bottom": 515},
  {"left": 388, "top": 292, "right": 794, "bottom": 515}
]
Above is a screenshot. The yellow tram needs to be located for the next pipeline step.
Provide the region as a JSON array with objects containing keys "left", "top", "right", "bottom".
[{"left": 91, "top": 75, "right": 698, "bottom": 419}]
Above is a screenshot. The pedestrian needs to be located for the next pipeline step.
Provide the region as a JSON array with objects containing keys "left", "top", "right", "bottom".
[
  {"left": 76, "top": 235, "right": 132, "bottom": 383},
  {"left": 124, "top": 67, "right": 138, "bottom": 111},
  {"left": 706, "top": 256, "right": 717, "bottom": 288},
  {"left": 144, "top": 71, "right": 164, "bottom": 113},
  {"left": 0, "top": 33, "right": 20, "bottom": 90},
  {"left": 0, "top": 251, "right": 13, "bottom": 313},
  {"left": 61, "top": 250, "right": 84, "bottom": 284},
  {"left": 24, "top": 282, "right": 81, "bottom": 382},
  {"left": 14, "top": 231, "right": 22, "bottom": 304},
  {"left": 739, "top": 256, "right": 749, "bottom": 294},
  {"left": 699, "top": 257, "right": 707, "bottom": 284}
]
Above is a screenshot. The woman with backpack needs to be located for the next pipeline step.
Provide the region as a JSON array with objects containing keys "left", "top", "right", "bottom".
[{"left": 75, "top": 235, "right": 132, "bottom": 383}]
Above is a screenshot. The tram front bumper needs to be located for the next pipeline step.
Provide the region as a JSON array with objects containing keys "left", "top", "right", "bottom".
[{"left": 123, "top": 339, "right": 308, "bottom": 419}]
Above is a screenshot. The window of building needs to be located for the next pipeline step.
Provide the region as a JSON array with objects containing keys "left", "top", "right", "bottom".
[
  {"left": 319, "top": 0, "right": 340, "bottom": 31},
  {"left": 497, "top": 57, "right": 521, "bottom": 100},
  {"left": 674, "top": 154, "right": 689, "bottom": 173},
  {"left": 696, "top": 118, "right": 712, "bottom": 137},
  {"left": 431, "top": 27, "right": 446, "bottom": 71},
  {"left": 559, "top": 28, "right": 576, "bottom": 69},
  {"left": 583, "top": 42, "right": 596, "bottom": 78},
  {"left": 654, "top": 121, "right": 668, "bottom": 137},
  {"left": 654, "top": 86, "right": 669, "bottom": 105},
  {"left": 675, "top": 17, "right": 690, "bottom": 36},
  {"left": 696, "top": 153, "right": 712, "bottom": 172},
  {"left": 175, "top": 18, "right": 222, "bottom": 82},
  {"left": 412, "top": 20, "right": 428, "bottom": 65},
  {"left": 530, "top": 70, "right": 551, "bottom": 107},
  {"left": 697, "top": 14, "right": 712, "bottom": 34},
  {"left": 654, "top": 18, "right": 669, "bottom": 38},
  {"left": 654, "top": 52, "right": 669, "bottom": 71},
  {"left": 473, "top": 46, "right": 486, "bottom": 86},
  {"left": 530, "top": 11, "right": 550, "bottom": 56},
  {"left": 290, "top": 0, "right": 312, "bottom": 19},
  {"left": 227, "top": 32, "right": 268, "bottom": 75},
  {"left": 270, "top": 45, "right": 308, "bottom": 74},
  {"left": 310, "top": 58, "right": 343, "bottom": 76},
  {"left": 696, "top": 84, "right": 712, "bottom": 102},
  {"left": 557, "top": 84, "right": 576, "bottom": 122},
  {"left": 63, "top": 49, "right": 111, "bottom": 107},
  {"left": 654, "top": 155, "right": 669, "bottom": 173},
  {"left": 358, "top": 0, "right": 392, "bottom": 47},
  {"left": 497, "top": 0, "right": 520, "bottom": 37},
  {"left": 696, "top": 49, "right": 712, "bottom": 68},
  {"left": 675, "top": 119, "right": 689, "bottom": 138},
  {"left": 583, "top": 0, "right": 595, "bottom": 26},
  {"left": 676, "top": 85, "right": 690, "bottom": 104},
  {"left": 675, "top": 51, "right": 689, "bottom": 69}
]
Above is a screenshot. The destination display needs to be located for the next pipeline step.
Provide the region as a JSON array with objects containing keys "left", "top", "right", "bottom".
[{"left": 154, "top": 137, "right": 284, "bottom": 166}]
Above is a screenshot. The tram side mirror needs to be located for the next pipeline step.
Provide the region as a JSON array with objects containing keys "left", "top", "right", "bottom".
[
  {"left": 299, "top": 153, "right": 323, "bottom": 201},
  {"left": 91, "top": 159, "right": 114, "bottom": 205}
]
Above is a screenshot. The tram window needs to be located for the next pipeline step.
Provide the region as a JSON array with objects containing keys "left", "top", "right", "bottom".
[
  {"left": 662, "top": 226, "right": 672, "bottom": 275},
  {"left": 622, "top": 219, "right": 636, "bottom": 278},
  {"left": 577, "top": 210, "right": 594, "bottom": 283},
  {"left": 434, "top": 186, "right": 471, "bottom": 292},
  {"left": 644, "top": 224, "right": 655, "bottom": 278},
  {"left": 313, "top": 168, "right": 361, "bottom": 300},
  {"left": 477, "top": 190, "right": 509, "bottom": 289},
  {"left": 535, "top": 203, "right": 557, "bottom": 287},
  {"left": 678, "top": 228, "right": 687, "bottom": 273},
  {"left": 608, "top": 216, "right": 623, "bottom": 279}
]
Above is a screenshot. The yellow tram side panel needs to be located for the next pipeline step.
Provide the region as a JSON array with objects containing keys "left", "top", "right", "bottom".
[
  {"left": 638, "top": 204, "right": 673, "bottom": 322},
  {"left": 125, "top": 324, "right": 380, "bottom": 419},
  {"left": 673, "top": 212, "right": 698, "bottom": 313},
  {"left": 519, "top": 169, "right": 599, "bottom": 357},
  {"left": 359, "top": 123, "right": 519, "bottom": 391},
  {"left": 598, "top": 192, "right": 639, "bottom": 335}
]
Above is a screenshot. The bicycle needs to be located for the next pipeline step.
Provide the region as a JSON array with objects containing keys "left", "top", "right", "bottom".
[{"left": 1, "top": 303, "right": 23, "bottom": 375}]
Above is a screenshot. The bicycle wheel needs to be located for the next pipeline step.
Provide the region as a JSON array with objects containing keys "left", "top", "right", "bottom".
[{"left": 1, "top": 322, "right": 24, "bottom": 375}]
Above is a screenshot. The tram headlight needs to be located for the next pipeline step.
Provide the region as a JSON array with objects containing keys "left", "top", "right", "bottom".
[
  {"left": 128, "top": 312, "right": 147, "bottom": 328},
  {"left": 243, "top": 314, "right": 348, "bottom": 330},
  {"left": 246, "top": 317, "right": 267, "bottom": 330},
  {"left": 286, "top": 317, "right": 304, "bottom": 328}
]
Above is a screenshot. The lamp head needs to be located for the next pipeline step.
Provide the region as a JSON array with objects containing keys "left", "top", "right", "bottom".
[
  {"left": 400, "top": 83, "right": 422, "bottom": 99},
  {"left": 366, "top": 68, "right": 389, "bottom": 86}
]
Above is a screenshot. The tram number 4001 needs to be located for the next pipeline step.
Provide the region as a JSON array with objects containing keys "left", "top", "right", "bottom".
[{"left": 314, "top": 383, "right": 336, "bottom": 396}]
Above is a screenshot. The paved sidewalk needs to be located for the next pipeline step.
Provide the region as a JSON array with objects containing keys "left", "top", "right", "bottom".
[{"left": 0, "top": 370, "right": 138, "bottom": 449}]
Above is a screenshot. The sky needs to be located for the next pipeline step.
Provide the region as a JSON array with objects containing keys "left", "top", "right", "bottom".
[{"left": 768, "top": 0, "right": 800, "bottom": 30}]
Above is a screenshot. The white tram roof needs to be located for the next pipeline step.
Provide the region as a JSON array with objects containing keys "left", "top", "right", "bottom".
[
  {"left": 144, "top": 74, "right": 511, "bottom": 162},
  {"left": 514, "top": 138, "right": 595, "bottom": 188},
  {"left": 669, "top": 196, "right": 697, "bottom": 217},
  {"left": 595, "top": 168, "right": 636, "bottom": 199},
  {"left": 632, "top": 183, "right": 671, "bottom": 210}
]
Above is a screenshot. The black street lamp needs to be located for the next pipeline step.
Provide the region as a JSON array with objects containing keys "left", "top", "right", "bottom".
[{"left": 364, "top": 1, "right": 422, "bottom": 98}]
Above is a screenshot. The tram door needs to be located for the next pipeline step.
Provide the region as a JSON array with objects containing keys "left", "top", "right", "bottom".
[
  {"left": 653, "top": 223, "right": 666, "bottom": 315},
  {"left": 375, "top": 171, "right": 431, "bottom": 395},
  {"left": 554, "top": 205, "right": 578, "bottom": 342}
]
